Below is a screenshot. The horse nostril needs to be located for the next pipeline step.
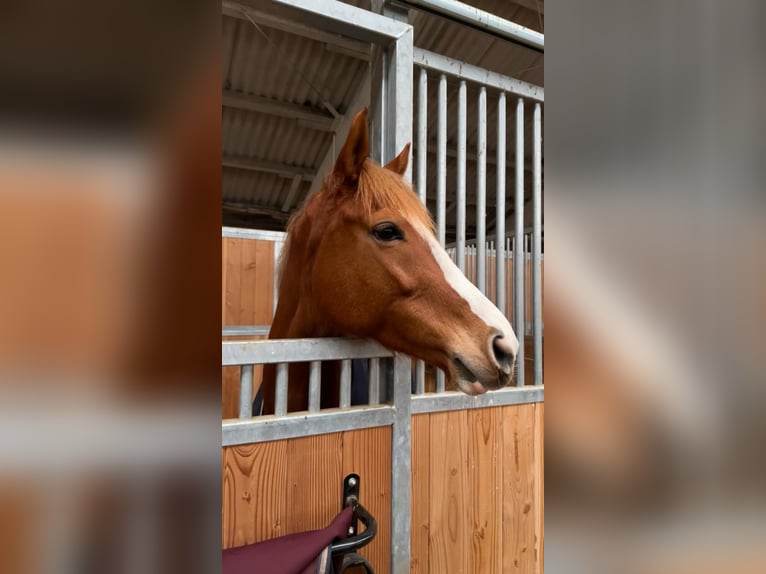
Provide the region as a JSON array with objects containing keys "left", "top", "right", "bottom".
[{"left": 492, "top": 335, "right": 515, "bottom": 373}]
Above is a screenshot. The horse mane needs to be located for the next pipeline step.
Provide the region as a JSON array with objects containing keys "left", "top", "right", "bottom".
[{"left": 276, "top": 158, "right": 435, "bottom": 286}]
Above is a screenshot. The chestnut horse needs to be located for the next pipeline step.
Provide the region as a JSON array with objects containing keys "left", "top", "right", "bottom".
[{"left": 260, "top": 109, "right": 518, "bottom": 414}]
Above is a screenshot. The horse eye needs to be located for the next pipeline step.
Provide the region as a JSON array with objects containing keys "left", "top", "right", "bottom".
[{"left": 371, "top": 222, "right": 404, "bottom": 242}]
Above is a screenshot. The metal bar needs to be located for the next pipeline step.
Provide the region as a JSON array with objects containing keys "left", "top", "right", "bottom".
[
  {"left": 532, "top": 102, "right": 543, "bottom": 386},
  {"left": 417, "top": 68, "right": 427, "bottom": 204},
  {"left": 496, "top": 92, "right": 506, "bottom": 315},
  {"left": 514, "top": 98, "right": 525, "bottom": 387},
  {"left": 222, "top": 406, "right": 395, "bottom": 445},
  {"left": 223, "top": 338, "right": 393, "bottom": 366},
  {"left": 383, "top": 17, "right": 414, "bottom": 179},
  {"left": 222, "top": 90, "right": 336, "bottom": 130},
  {"left": 281, "top": 174, "right": 303, "bottom": 212},
  {"left": 244, "top": 0, "right": 413, "bottom": 46},
  {"left": 456, "top": 80, "right": 467, "bottom": 272},
  {"left": 415, "top": 360, "right": 425, "bottom": 395},
  {"left": 222, "top": 1, "right": 371, "bottom": 60},
  {"left": 476, "top": 86, "right": 487, "bottom": 294},
  {"left": 273, "top": 240, "right": 283, "bottom": 317},
  {"left": 340, "top": 359, "right": 352, "bottom": 408},
  {"left": 369, "top": 358, "right": 381, "bottom": 405},
  {"left": 413, "top": 48, "right": 544, "bottom": 102},
  {"left": 390, "top": 354, "right": 412, "bottom": 573},
  {"left": 308, "top": 361, "right": 321, "bottom": 412},
  {"left": 274, "top": 363, "right": 288, "bottom": 416},
  {"left": 411, "top": 385, "right": 544, "bottom": 414},
  {"left": 436, "top": 369, "right": 445, "bottom": 393},
  {"left": 506, "top": 236, "right": 511, "bottom": 317},
  {"left": 436, "top": 74, "right": 447, "bottom": 246},
  {"left": 222, "top": 227, "right": 287, "bottom": 241},
  {"left": 238, "top": 365, "right": 254, "bottom": 419},
  {"left": 394, "top": 0, "right": 544, "bottom": 53},
  {"left": 222, "top": 325, "right": 270, "bottom": 337}
]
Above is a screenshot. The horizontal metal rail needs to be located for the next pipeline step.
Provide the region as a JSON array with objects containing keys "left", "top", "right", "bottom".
[
  {"left": 411, "top": 386, "right": 543, "bottom": 414},
  {"left": 394, "top": 0, "right": 544, "bottom": 53},
  {"left": 414, "top": 48, "right": 544, "bottom": 102},
  {"left": 222, "top": 325, "right": 270, "bottom": 337},
  {"left": 222, "top": 226, "right": 287, "bottom": 241},
  {"left": 222, "top": 405, "right": 395, "bottom": 445},
  {"left": 223, "top": 338, "right": 393, "bottom": 366}
]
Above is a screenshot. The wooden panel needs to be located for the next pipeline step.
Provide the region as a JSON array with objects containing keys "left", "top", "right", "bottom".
[
  {"left": 428, "top": 409, "right": 469, "bottom": 573},
  {"left": 221, "top": 237, "right": 275, "bottom": 419},
  {"left": 342, "top": 426, "right": 392, "bottom": 570},
  {"left": 468, "top": 407, "right": 502, "bottom": 572},
  {"left": 222, "top": 427, "right": 392, "bottom": 573},
  {"left": 410, "top": 414, "right": 431, "bottom": 574},
  {"left": 222, "top": 441, "right": 288, "bottom": 548},
  {"left": 411, "top": 404, "right": 544, "bottom": 573},
  {"left": 502, "top": 403, "right": 540, "bottom": 573}
]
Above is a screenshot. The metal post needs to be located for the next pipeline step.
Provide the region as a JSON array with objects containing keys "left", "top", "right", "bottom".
[
  {"left": 496, "top": 92, "right": 506, "bottom": 315},
  {"left": 417, "top": 68, "right": 427, "bottom": 203},
  {"left": 238, "top": 365, "right": 254, "bottom": 419},
  {"left": 514, "top": 98, "right": 525, "bottom": 387},
  {"left": 437, "top": 74, "right": 447, "bottom": 246},
  {"left": 476, "top": 86, "right": 487, "bottom": 293},
  {"left": 390, "top": 353, "right": 412, "bottom": 573},
  {"left": 532, "top": 102, "right": 543, "bottom": 386},
  {"left": 415, "top": 360, "right": 425, "bottom": 394},
  {"left": 369, "top": 358, "right": 381, "bottom": 405},
  {"left": 384, "top": 21, "right": 413, "bottom": 177},
  {"left": 340, "top": 359, "right": 352, "bottom": 408},
  {"left": 456, "top": 80, "right": 467, "bottom": 272},
  {"left": 275, "top": 363, "right": 288, "bottom": 416},
  {"left": 308, "top": 360, "right": 321, "bottom": 412}
]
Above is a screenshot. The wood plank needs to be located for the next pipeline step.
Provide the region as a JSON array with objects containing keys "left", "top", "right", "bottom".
[
  {"left": 429, "top": 409, "right": 469, "bottom": 573},
  {"left": 501, "top": 404, "right": 538, "bottom": 573},
  {"left": 286, "top": 433, "right": 344, "bottom": 533},
  {"left": 222, "top": 442, "right": 288, "bottom": 548},
  {"left": 342, "top": 426, "right": 392, "bottom": 573},
  {"left": 411, "top": 413, "right": 431, "bottom": 574},
  {"left": 468, "top": 407, "right": 502, "bottom": 572},
  {"left": 535, "top": 402, "right": 544, "bottom": 573}
]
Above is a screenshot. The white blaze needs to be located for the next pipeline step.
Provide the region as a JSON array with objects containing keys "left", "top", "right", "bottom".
[{"left": 415, "top": 223, "right": 520, "bottom": 356}]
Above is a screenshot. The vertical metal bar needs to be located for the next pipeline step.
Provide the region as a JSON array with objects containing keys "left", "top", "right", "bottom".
[
  {"left": 514, "top": 98, "right": 525, "bottom": 387},
  {"left": 272, "top": 241, "right": 283, "bottom": 318},
  {"left": 436, "top": 369, "right": 445, "bottom": 393},
  {"left": 274, "top": 363, "right": 288, "bottom": 416},
  {"left": 437, "top": 74, "right": 447, "bottom": 246},
  {"left": 417, "top": 68, "right": 427, "bottom": 204},
  {"left": 506, "top": 236, "right": 511, "bottom": 317},
  {"left": 496, "top": 92, "right": 506, "bottom": 314},
  {"left": 532, "top": 102, "right": 543, "bottom": 386},
  {"left": 390, "top": 354, "right": 412, "bottom": 574},
  {"left": 415, "top": 360, "right": 425, "bottom": 394},
  {"left": 476, "top": 86, "right": 487, "bottom": 293},
  {"left": 238, "top": 364, "right": 253, "bottom": 419},
  {"left": 456, "top": 80, "right": 467, "bottom": 272},
  {"left": 384, "top": 21, "right": 413, "bottom": 178},
  {"left": 340, "top": 359, "right": 352, "bottom": 408},
  {"left": 369, "top": 357, "right": 381, "bottom": 405},
  {"left": 308, "top": 360, "right": 321, "bottom": 412}
]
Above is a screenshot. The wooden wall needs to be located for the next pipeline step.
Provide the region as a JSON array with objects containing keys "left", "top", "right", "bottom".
[
  {"left": 222, "top": 237, "right": 275, "bottom": 419},
  {"left": 411, "top": 403, "right": 544, "bottom": 574},
  {"left": 222, "top": 427, "right": 392, "bottom": 571},
  {"left": 221, "top": 402, "right": 543, "bottom": 573}
]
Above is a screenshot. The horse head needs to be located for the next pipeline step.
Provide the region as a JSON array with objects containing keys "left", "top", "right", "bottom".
[{"left": 270, "top": 108, "right": 518, "bottom": 401}]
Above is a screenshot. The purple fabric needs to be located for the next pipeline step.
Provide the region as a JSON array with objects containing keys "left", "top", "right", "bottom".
[{"left": 223, "top": 506, "right": 353, "bottom": 574}]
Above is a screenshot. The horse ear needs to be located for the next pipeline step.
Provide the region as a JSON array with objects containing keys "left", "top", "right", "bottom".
[
  {"left": 333, "top": 108, "right": 370, "bottom": 186},
  {"left": 384, "top": 143, "right": 410, "bottom": 176}
]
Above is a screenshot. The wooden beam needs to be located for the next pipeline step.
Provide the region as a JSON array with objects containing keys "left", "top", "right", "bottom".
[
  {"left": 223, "top": 0, "right": 371, "bottom": 61},
  {"left": 223, "top": 91, "right": 336, "bottom": 131},
  {"left": 222, "top": 156, "right": 315, "bottom": 180},
  {"left": 222, "top": 202, "right": 292, "bottom": 221}
]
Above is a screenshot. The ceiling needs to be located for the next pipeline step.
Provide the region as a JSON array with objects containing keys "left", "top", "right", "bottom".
[{"left": 221, "top": 0, "right": 544, "bottom": 239}]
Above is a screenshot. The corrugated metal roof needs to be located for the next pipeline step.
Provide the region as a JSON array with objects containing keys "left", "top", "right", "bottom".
[{"left": 222, "top": 0, "right": 544, "bottom": 233}]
